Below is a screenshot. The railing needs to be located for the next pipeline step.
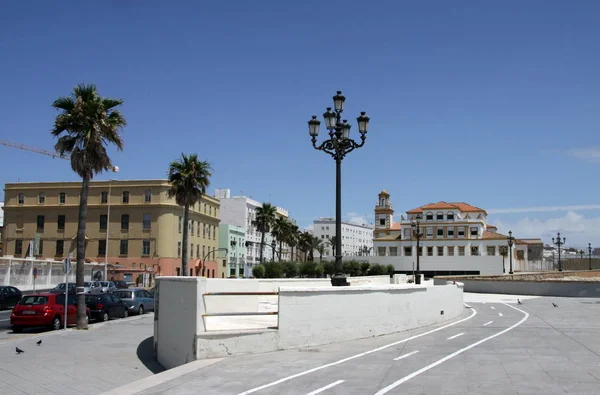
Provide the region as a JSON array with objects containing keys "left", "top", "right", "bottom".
[{"left": 201, "top": 291, "right": 279, "bottom": 330}]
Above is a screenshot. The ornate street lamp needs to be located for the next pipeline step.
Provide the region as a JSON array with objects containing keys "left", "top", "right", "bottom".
[
  {"left": 507, "top": 230, "right": 515, "bottom": 274},
  {"left": 589, "top": 243, "right": 593, "bottom": 271},
  {"left": 411, "top": 219, "right": 424, "bottom": 284},
  {"left": 308, "top": 91, "right": 369, "bottom": 286},
  {"left": 552, "top": 233, "right": 566, "bottom": 272}
]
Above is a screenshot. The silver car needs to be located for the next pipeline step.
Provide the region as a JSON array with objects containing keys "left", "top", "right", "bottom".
[
  {"left": 112, "top": 288, "right": 154, "bottom": 315},
  {"left": 90, "top": 281, "right": 116, "bottom": 294}
]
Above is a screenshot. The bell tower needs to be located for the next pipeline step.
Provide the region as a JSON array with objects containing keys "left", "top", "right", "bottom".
[{"left": 374, "top": 190, "right": 394, "bottom": 238}]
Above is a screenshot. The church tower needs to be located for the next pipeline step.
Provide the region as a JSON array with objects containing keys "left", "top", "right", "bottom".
[{"left": 374, "top": 190, "right": 394, "bottom": 239}]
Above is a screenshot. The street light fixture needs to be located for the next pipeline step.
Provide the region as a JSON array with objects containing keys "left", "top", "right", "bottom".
[
  {"left": 589, "top": 243, "right": 593, "bottom": 271},
  {"left": 411, "top": 219, "right": 424, "bottom": 284},
  {"left": 507, "top": 230, "right": 515, "bottom": 274},
  {"left": 308, "top": 91, "right": 370, "bottom": 287},
  {"left": 552, "top": 232, "right": 566, "bottom": 272}
]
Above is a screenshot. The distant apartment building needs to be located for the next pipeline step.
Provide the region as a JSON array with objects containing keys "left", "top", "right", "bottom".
[
  {"left": 2, "top": 180, "right": 221, "bottom": 279},
  {"left": 312, "top": 217, "right": 374, "bottom": 257},
  {"left": 0, "top": 202, "right": 4, "bottom": 255},
  {"left": 216, "top": 188, "right": 291, "bottom": 264},
  {"left": 218, "top": 224, "right": 246, "bottom": 277}
]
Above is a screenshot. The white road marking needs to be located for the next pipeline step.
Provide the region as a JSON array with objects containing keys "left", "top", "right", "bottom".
[
  {"left": 490, "top": 306, "right": 495, "bottom": 310},
  {"left": 305, "top": 380, "right": 344, "bottom": 395},
  {"left": 393, "top": 350, "right": 419, "bottom": 361},
  {"left": 374, "top": 303, "right": 529, "bottom": 395},
  {"left": 498, "top": 313, "right": 503, "bottom": 317},
  {"left": 447, "top": 333, "right": 464, "bottom": 340},
  {"left": 483, "top": 321, "right": 493, "bottom": 326},
  {"left": 236, "top": 306, "right": 478, "bottom": 395},
  {"left": 0, "top": 319, "right": 10, "bottom": 323}
]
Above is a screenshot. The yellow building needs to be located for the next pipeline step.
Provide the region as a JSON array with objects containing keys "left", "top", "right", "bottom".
[{"left": 2, "top": 180, "right": 222, "bottom": 278}]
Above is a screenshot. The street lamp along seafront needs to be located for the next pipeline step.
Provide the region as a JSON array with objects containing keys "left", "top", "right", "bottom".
[
  {"left": 411, "top": 219, "right": 424, "bottom": 284},
  {"left": 507, "top": 230, "right": 515, "bottom": 275},
  {"left": 552, "top": 233, "right": 566, "bottom": 272},
  {"left": 308, "top": 91, "right": 370, "bottom": 287}
]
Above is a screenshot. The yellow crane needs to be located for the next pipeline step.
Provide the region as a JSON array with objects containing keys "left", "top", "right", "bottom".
[{"left": 0, "top": 139, "right": 68, "bottom": 160}]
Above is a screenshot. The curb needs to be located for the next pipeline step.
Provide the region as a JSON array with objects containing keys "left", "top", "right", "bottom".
[{"left": 101, "top": 358, "right": 223, "bottom": 395}]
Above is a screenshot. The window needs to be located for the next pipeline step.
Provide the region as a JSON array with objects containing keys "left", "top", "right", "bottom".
[
  {"left": 120, "top": 240, "right": 128, "bottom": 255},
  {"left": 177, "top": 242, "right": 182, "bottom": 257},
  {"left": 122, "top": 191, "right": 129, "bottom": 203},
  {"left": 436, "top": 212, "right": 444, "bottom": 221},
  {"left": 98, "top": 240, "right": 107, "bottom": 256},
  {"left": 144, "top": 190, "right": 151, "bottom": 203},
  {"left": 448, "top": 246, "right": 455, "bottom": 256},
  {"left": 404, "top": 228, "right": 411, "bottom": 239},
  {"left": 427, "top": 246, "right": 434, "bottom": 256},
  {"left": 447, "top": 212, "right": 454, "bottom": 221},
  {"left": 418, "top": 246, "right": 423, "bottom": 256},
  {"left": 37, "top": 215, "right": 45, "bottom": 231},
  {"left": 191, "top": 220, "right": 195, "bottom": 235},
  {"left": 447, "top": 227, "right": 455, "bottom": 237},
  {"left": 121, "top": 214, "right": 129, "bottom": 230},
  {"left": 11, "top": 239, "right": 22, "bottom": 256},
  {"left": 57, "top": 215, "right": 65, "bottom": 231},
  {"left": 38, "top": 193, "right": 45, "bottom": 204},
  {"left": 99, "top": 215, "right": 107, "bottom": 230},
  {"left": 213, "top": 226, "right": 216, "bottom": 240},
  {"left": 404, "top": 247, "right": 412, "bottom": 256},
  {"left": 202, "top": 245, "right": 205, "bottom": 258},
  {"left": 471, "top": 246, "right": 479, "bottom": 256},
  {"left": 517, "top": 250, "right": 525, "bottom": 259},
  {"left": 458, "top": 246, "right": 465, "bottom": 256},
  {"left": 377, "top": 247, "right": 386, "bottom": 256},
  {"left": 196, "top": 244, "right": 200, "bottom": 258},
  {"left": 18, "top": 193, "right": 24, "bottom": 205},
  {"left": 437, "top": 228, "right": 444, "bottom": 237},
  {"left": 426, "top": 212, "right": 433, "bottom": 221},
  {"left": 178, "top": 217, "right": 182, "bottom": 233},
  {"left": 487, "top": 246, "right": 496, "bottom": 256},
  {"left": 142, "top": 240, "right": 150, "bottom": 256},
  {"left": 437, "top": 246, "right": 444, "bottom": 256},
  {"left": 16, "top": 215, "right": 23, "bottom": 230},
  {"left": 426, "top": 227, "right": 433, "bottom": 238},
  {"left": 190, "top": 243, "right": 194, "bottom": 258},
  {"left": 59, "top": 192, "right": 66, "bottom": 204},
  {"left": 101, "top": 191, "right": 108, "bottom": 204},
  {"left": 390, "top": 247, "right": 398, "bottom": 256},
  {"left": 38, "top": 240, "right": 44, "bottom": 256},
  {"left": 56, "top": 240, "right": 64, "bottom": 256},
  {"left": 458, "top": 227, "right": 465, "bottom": 238},
  {"left": 470, "top": 227, "right": 478, "bottom": 237},
  {"left": 142, "top": 214, "right": 151, "bottom": 230},
  {"left": 379, "top": 218, "right": 385, "bottom": 226}
]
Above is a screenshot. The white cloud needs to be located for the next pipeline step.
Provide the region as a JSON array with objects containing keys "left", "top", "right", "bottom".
[
  {"left": 488, "top": 204, "right": 600, "bottom": 214},
  {"left": 568, "top": 147, "right": 600, "bottom": 163},
  {"left": 346, "top": 212, "right": 370, "bottom": 226},
  {"left": 493, "top": 211, "right": 600, "bottom": 248}
]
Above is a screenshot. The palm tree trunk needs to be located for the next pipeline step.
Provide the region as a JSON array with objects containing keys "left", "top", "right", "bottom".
[
  {"left": 259, "top": 230, "right": 265, "bottom": 264},
  {"left": 320, "top": 253, "right": 323, "bottom": 263},
  {"left": 278, "top": 240, "right": 283, "bottom": 262},
  {"left": 76, "top": 174, "right": 90, "bottom": 329},
  {"left": 182, "top": 205, "right": 190, "bottom": 276},
  {"left": 291, "top": 246, "right": 294, "bottom": 262}
]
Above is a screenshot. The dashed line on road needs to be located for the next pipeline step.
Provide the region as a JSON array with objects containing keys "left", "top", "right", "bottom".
[
  {"left": 490, "top": 306, "right": 495, "bottom": 310},
  {"left": 374, "top": 303, "right": 530, "bottom": 395},
  {"left": 236, "top": 306, "right": 478, "bottom": 395},
  {"left": 305, "top": 380, "right": 344, "bottom": 395},
  {"left": 0, "top": 319, "right": 10, "bottom": 323},
  {"left": 447, "top": 333, "right": 464, "bottom": 340},
  {"left": 483, "top": 321, "right": 493, "bottom": 326},
  {"left": 393, "top": 350, "right": 419, "bottom": 361},
  {"left": 498, "top": 313, "right": 503, "bottom": 317}
]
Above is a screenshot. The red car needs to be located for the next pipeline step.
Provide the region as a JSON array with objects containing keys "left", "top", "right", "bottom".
[{"left": 11, "top": 293, "right": 90, "bottom": 333}]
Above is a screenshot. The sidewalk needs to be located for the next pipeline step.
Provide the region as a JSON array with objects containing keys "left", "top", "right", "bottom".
[{"left": 0, "top": 314, "right": 161, "bottom": 395}]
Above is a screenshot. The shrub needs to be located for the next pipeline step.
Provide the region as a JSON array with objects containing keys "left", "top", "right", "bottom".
[
  {"left": 263, "top": 261, "right": 284, "bottom": 278},
  {"left": 252, "top": 264, "right": 265, "bottom": 278},
  {"left": 282, "top": 261, "right": 299, "bottom": 278},
  {"left": 386, "top": 264, "right": 395, "bottom": 276},
  {"left": 315, "top": 264, "right": 324, "bottom": 277},
  {"left": 299, "top": 261, "right": 317, "bottom": 277},
  {"left": 367, "top": 263, "right": 385, "bottom": 275},
  {"left": 322, "top": 261, "right": 334, "bottom": 276}
]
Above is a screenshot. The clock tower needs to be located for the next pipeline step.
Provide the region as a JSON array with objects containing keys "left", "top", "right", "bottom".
[{"left": 374, "top": 190, "right": 394, "bottom": 239}]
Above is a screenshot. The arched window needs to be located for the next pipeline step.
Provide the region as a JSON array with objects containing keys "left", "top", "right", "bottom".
[
  {"left": 436, "top": 211, "right": 444, "bottom": 221},
  {"left": 447, "top": 211, "right": 455, "bottom": 221},
  {"left": 425, "top": 212, "right": 434, "bottom": 221}
]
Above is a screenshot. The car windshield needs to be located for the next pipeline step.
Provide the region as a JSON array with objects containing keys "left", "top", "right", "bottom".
[
  {"left": 54, "top": 283, "right": 65, "bottom": 289},
  {"left": 18, "top": 296, "right": 48, "bottom": 305},
  {"left": 84, "top": 282, "right": 91, "bottom": 287},
  {"left": 114, "top": 291, "right": 133, "bottom": 299},
  {"left": 100, "top": 282, "right": 109, "bottom": 287}
]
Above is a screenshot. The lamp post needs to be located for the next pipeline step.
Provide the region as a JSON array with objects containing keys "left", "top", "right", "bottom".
[
  {"left": 202, "top": 248, "right": 228, "bottom": 277},
  {"left": 104, "top": 167, "right": 119, "bottom": 279},
  {"left": 589, "top": 243, "right": 593, "bottom": 270},
  {"left": 552, "top": 233, "right": 566, "bottom": 272},
  {"left": 411, "top": 219, "right": 424, "bottom": 284},
  {"left": 308, "top": 91, "right": 370, "bottom": 287},
  {"left": 507, "top": 230, "right": 515, "bottom": 274},
  {"left": 499, "top": 246, "right": 507, "bottom": 273},
  {"left": 271, "top": 239, "right": 276, "bottom": 262}
]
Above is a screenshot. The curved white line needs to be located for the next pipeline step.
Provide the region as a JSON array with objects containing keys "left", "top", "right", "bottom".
[
  {"left": 374, "top": 303, "right": 529, "bottom": 395},
  {"left": 237, "top": 305, "right": 477, "bottom": 395}
]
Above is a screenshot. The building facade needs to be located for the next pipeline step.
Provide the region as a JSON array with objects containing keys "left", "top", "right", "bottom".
[
  {"left": 372, "top": 191, "right": 543, "bottom": 275},
  {"left": 216, "top": 188, "right": 291, "bottom": 264},
  {"left": 312, "top": 217, "right": 374, "bottom": 257},
  {"left": 218, "top": 224, "right": 247, "bottom": 277},
  {"left": 2, "top": 180, "right": 221, "bottom": 279}
]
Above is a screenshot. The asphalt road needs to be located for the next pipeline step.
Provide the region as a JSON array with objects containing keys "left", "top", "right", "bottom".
[{"left": 134, "top": 296, "right": 600, "bottom": 395}]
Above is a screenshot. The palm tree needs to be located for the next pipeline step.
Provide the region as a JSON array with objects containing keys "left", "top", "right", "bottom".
[
  {"left": 327, "top": 235, "right": 338, "bottom": 257},
  {"left": 52, "top": 84, "right": 126, "bottom": 329},
  {"left": 286, "top": 223, "right": 300, "bottom": 261},
  {"left": 310, "top": 236, "right": 323, "bottom": 262},
  {"left": 253, "top": 203, "right": 277, "bottom": 264},
  {"left": 316, "top": 242, "right": 326, "bottom": 262},
  {"left": 167, "top": 153, "right": 213, "bottom": 277},
  {"left": 297, "top": 231, "right": 313, "bottom": 262},
  {"left": 271, "top": 217, "right": 290, "bottom": 261}
]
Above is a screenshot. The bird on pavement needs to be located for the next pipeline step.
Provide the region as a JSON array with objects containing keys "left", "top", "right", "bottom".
[
  {"left": 552, "top": 302, "right": 558, "bottom": 307},
  {"left": 15, "top": 347, "right": 24, "bottom": 355},
  {"left": 517, "top": 299, "right": 522, "bottom": 305},
  {"left": 36, "top": 340, "right": 42, "bottom": 346}
]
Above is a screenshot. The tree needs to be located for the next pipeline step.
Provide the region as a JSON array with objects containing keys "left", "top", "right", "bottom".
[
  {"left": 368, "top": 263, "right": 385, "bottom": 275},
  {"left": 327, "top": 236, "right": 338, "bottom": 257},
  {"left": 386, "top": 264, "right": 395, "bottom": 276},
  {"left": 167, "top": 153, "right": 213, "bottom": 277},
  {"left": 252, "top": 264, "right": 265, "bottom": 278},
  {"left": 263, "top": 261, "right": 284, "bottom": 278},
  {"left": 310, "top": 236, "right": 323, "bottom": 262},
  {"left": 322, "top": 261, "right": 334, "bottom": 277},
  {"left": 271, "top": 217, "right": 290, "bottom": 261},
  {"left": 360, "top": 262, "right": 370, "bottom": 276},
  {"left": 315, "top": 264, "right": 324, "bottom": 278},
  {"left": 253, "top": 203, "right": 277, "bottom": 264},
  {"left": 316, "top": 243, "right": 326, "bottom": 262},
  {"left": 282, "top": 261, "right": 298, "bottom": 278},
  {"left": 52, "top": 83, "right": 126, "bottom": 329},
  {"left": 299, "top": 261, "right": 316, "bottom": 277},
  {"left": 286, "top": 224, "right": 300, "bottom": 261},
  {"left": 297, "top": 231, "right": 313, "bottom": 262}
]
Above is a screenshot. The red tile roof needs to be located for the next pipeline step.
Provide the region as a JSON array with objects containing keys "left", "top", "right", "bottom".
[
  {"left": 390, "top": 222, "right": 401, "bottom": 230},
  {"left": 406, "top": 201, "right": 487, "bottom": 215}
]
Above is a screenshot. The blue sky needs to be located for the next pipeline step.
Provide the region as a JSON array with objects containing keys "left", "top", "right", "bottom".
[{"left": 0, "top": 1, "right": 599, "bottom": 248}]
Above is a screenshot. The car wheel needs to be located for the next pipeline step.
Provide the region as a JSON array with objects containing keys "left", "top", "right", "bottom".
[
  {"left": 52, "top": 316, "right": 61, "bottom": 331},
  {"left": 12, "top": 326, "right": 23, "bottom": 333},
  {"left": 86, "top": 314, "right": 90, "bottom": 324},
  {"left": 102, "top": 311, "right": 109, "bottom": 322},
  {"left": 138, "top": 305, "right": 144, "bottom": 315},
  {"left": 122, "top": 309, "right": 129, "bottom": 318}
]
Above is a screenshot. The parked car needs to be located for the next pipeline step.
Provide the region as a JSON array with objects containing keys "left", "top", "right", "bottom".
[
  {"left": 10, "top": 293, "right": 90, "bottom": 332},
  {"left": 0, "top": 286, "right": 22, "bottom": 309},
  {"left": 49, "top": 283, "right": 77, "bottom": 294},
  {"left": 114, "top": 280, "right": 129, "bottom": 289},
  {"left": 84, "top": 293, "right": 129, "bottom": 322},
  {"left": 113, "top": 288, "right": 154, "bottom": 315}
]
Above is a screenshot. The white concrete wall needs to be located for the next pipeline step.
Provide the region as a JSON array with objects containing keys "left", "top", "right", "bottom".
[
  {"left": 277, "top": 283, "right": 464, "bottom": 349},
  {"left": 347, "top": 275, "right": 391, "bottom": 286}
]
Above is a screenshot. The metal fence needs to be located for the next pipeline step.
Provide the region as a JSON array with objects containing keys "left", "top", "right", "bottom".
[
  {"left": 513, "top": 260, "right": 554, "bottom": 272},
  {"left": 0, "top": 257, "right": 107, "bottom": 291}
]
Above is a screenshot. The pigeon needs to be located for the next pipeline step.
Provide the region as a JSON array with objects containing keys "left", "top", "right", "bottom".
[
  {"left": 36, "top": 340, "right": 42, "bottom": 346},
  {"left": 552, "top": 302, "right": 558, "bottom": 308},
  {"left": 15, "top": 347, "right": 24, "bottom": 355},
  {"left": 517, "top": 299, "right": 522, "bottom": 305}
]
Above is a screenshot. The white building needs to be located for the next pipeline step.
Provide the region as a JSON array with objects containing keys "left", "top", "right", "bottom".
[
  {"left": 371, "top": 190, "right": 544, "bottom": 275},
  {"left": 216, "top": 188, "right": 291, "bottom": 264},
  {"left": 312, "top": 217, "right": 374, "bottom": 257}
]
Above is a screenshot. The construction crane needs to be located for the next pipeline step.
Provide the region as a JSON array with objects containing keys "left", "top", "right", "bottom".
[{"left": 0, "top": 140, "right": 68, "bottom": 160}]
